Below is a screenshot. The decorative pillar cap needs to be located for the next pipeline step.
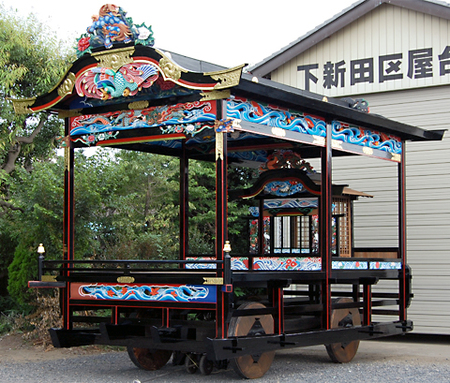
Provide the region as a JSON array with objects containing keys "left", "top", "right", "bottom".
[{"left": 223, "top": 241, "right": 232, "bottom": 252}]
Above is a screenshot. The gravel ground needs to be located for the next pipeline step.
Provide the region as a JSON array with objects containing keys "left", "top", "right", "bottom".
[{"left": 0, "top": 337, "right": 449, "bottom": 383}]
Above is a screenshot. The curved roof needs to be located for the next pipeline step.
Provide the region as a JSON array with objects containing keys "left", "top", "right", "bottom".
[
  {"left": 9, "top": 2, "right": 444, "bottom": 152},
  {"left": 10, "top": 44, "right": 444, "bottom": 144}
]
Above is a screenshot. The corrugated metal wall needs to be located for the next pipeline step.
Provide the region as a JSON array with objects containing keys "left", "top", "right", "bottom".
[
  {"left": 271, "top": 3, "right": 450, "bottom": 97},
  {"left": 269, "top": 2, "right": 450, "bottom": 333},
  {"left": 332, "top": 86, "right": 450, "bottom": 334}
]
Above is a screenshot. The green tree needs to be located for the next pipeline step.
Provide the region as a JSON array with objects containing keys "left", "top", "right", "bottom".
[
  {"left": 74, "top": 149, "right": 181, "bottom": 260},
  {"left": 0, "top": 5, "right": 73, "bottom": 215},
  {"left": 6, "top": 157, "right": 64, "bottom": 304},
  {"left": 0, "top": 6, "right": 73, "bottom": 305}
]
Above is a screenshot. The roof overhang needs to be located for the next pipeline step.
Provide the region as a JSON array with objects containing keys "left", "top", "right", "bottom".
[{"left": 234, "top": 74, "right": 445, "bottom": 142}]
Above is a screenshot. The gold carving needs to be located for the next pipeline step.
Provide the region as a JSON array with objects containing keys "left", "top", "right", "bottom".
[
  {"left": 129, "top": 101, "right": 149, "bottom": 110},
  {"left": 332, "top": 139, "right": 343, "bottom": 150},
  {"left": 159, "top": 56, "right": 183, "bottom": 81},
  {"left": 391, "top": 153, "right": 401, "bottom": 162},
  {"left": 363, "top": 147, "right": 374, "bottom": 156},
  {"left": 208, "top": 64, "right": 245, "bottom": 90},
  {"left": 203, "top": 277, "right": 223, "bottom": 285},
  {"left": 58, "top": 72, "right": 76, "bottom": 98},
  {"left": 58, "top": 109, "right": 83, "bottom": 119},
  {"left": 41, "top": 275, "right": 57, "bottom": 282},
  {"left": 271, "top": 127, "right": 286, "bottom": 137},
  {"left": 92, "top": 47, "right": 135, "bottom": 71},
  {"left": 200, "top": 89, "right": 230, "bottom": 101},
  {"left": 117, "top": 276, "right": 135, "bottom": 283},
  {"left": 312, "top": 135, "right": 326, "bottom": 146},
  {"left": 11, "top": 98, "right": 35, "bottom": 115},
  {"left": 216, "top": 131, "right": 224, "bottom": 160},
  {"left": 56, "top": 136, "right": 70, "bottom": 149},
  {"left": 64, "top": 147, "right": 71, "bottom": 171}
]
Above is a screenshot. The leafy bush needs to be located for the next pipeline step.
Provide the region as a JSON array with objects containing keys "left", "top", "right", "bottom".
[
  {"left": 0, "top": 295, "right": 34, "bottom": 335},
  {"left": 7, "top": 242, "right": 37, "bottom": 305}
]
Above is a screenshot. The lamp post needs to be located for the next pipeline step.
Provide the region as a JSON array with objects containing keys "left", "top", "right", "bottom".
[
  {"left": 37, "top": 243, "right": 45, "bottom": 281},
  {"left": 223, "top": 241, "right": 232, "bottom": 287}
]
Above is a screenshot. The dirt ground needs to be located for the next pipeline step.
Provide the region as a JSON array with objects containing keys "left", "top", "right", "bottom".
[{"left": 0, "top": 333, "right": 117, "bottom": 363}]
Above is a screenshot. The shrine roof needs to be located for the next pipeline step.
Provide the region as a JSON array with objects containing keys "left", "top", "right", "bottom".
[{"left": 9, "top": 3, "right": 445, "bottom": 144}]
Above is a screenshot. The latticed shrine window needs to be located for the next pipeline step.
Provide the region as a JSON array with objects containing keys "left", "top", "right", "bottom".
[
  {"left": 292, "top": 215, "right": 312, "bottom": 253},
  {"left": 332, "top": 197, "right": 352, "bottom": 257},
  {"left": 273, "top": 216, "right": 292, "bottom": 253}
]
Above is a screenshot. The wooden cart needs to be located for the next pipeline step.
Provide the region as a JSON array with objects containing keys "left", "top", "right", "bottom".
[{"left": 16, "top": 5, "right": 444, "bottom": 379}]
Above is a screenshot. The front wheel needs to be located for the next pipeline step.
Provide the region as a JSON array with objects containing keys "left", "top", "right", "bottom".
[
  {"left": 325, "top": 297, "right": 361, "bottom": 363},
  {"left": 228, "top": 301, "right": 275, "bottom": 379}
]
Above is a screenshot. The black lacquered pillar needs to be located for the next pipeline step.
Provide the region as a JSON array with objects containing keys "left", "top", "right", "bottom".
[
  {"left": 63, "top": 117, "right": 75, "bottom": 330},
  {"left": 320, "top": 121, "right": 333, "bottom": 330},
  {"left": 398, "top": 142, "right": 407, "bottom": 321},
  {"left": 179, "top": 141, "right": 189, "bottom": 261},
  {"left": 215, "top": 101, "right": 228, "bottom": 338}
]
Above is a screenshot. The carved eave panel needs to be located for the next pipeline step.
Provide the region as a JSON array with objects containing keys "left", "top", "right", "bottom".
[{"left": 11, "top": 45, "right": 244, "bottom": 116}]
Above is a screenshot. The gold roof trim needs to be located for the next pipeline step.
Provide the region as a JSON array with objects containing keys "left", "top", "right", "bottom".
[
  {"left": 128, "top": 101, "right": 150, "bottom": 110},
  {"left": 155, "top": 49, "right": 188, "bottom": 82},
  {"left": 200, "top": 89, "right": 230, "bottom": 101},
  {"left": 206, "top": 64, "right": 246, "bottom": 90},
  {"left": 58, "top": 109, "right": 83, "bottom": 119},
  {"left": 57, "top": 72, "right": 76, "bottom": 98},
  {"left": 10, "top": 98, "right": 36, "bottom": 115},
  {"left": 92, "top": 46, "right": 135, "bottom": 71}
]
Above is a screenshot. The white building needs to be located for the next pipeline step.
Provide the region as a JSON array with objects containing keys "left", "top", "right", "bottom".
[{"left": 250, "top": 0, "right": 450, "bottom": 334}]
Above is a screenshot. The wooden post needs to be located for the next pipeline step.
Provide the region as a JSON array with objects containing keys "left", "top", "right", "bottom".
[
  {"left": 179, "top": 141, "right": 189, "bottom": 261},
  {"left": 63, "top": 118, "right": 74, "bottom": 330},
  {"left": 320, "top": 121, "right": 333, "bottom": 330},
  {"left": 215, "top": 101, "right": 228, "bottom": 339},
  {"left": 363, "top": 284, "right": 372, "bottom": 325},
  {"left": 398, "top": 142, "right": 407, "bottom": 321},
  {"left": 258, "top": 198, "right": 265, "bottom": 257}
]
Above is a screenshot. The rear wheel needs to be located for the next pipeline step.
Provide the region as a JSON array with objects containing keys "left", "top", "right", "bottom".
[
  {"left": 325, "top": 297, "right": 361, "bottom": 363},
  {"left": 127, "top": 347, "right": 172, "bottom": 370},
  {"left": 228, "top": 301, "right": 275, "bottom": 379}
]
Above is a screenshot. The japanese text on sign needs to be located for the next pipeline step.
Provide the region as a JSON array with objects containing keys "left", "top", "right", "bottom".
[{"left": 297, "top": 46, "right": 450, "bottom": 91}]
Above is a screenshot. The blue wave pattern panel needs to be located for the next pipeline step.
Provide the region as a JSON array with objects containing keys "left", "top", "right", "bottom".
[
  {"left": 79, "top": 284, "right": 216, "bottom": 303},
  {"left": 227, "top": 98, "right": 326, "bottom": 136},
  {"left": 253, "top": 257, "right": 322, "bottom": 271},
  {"left": 264, "top": 181, "right": 305, "bottom": 196},
  {"left": 332, "top": 261, "right": 369, "bottom": 270},
  {"left": 247, "top": 258, "right": 401, "bottom": 271},
  {"left": 332, "top": 121, "right": 402, "bottom": 154},
  {"left": 249, "top": 199, "right": 318, "bottom": 217},
  {"left": 226, "top": 98, "right": 402, "bottom": 155},
  {"left": 370, "top": 261, "right": 402, "bottom": 270},
  {"left": 185, "top": 257, "right": 249, "bottom": 270}
]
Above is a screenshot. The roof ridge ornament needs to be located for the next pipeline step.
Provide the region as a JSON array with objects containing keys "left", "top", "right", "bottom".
[
  {"left": 76, "top": 4, "right": 155, "bottom": 58},
  {"left": 259, "top": 150, "right": 315, "bottom": 174}
]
